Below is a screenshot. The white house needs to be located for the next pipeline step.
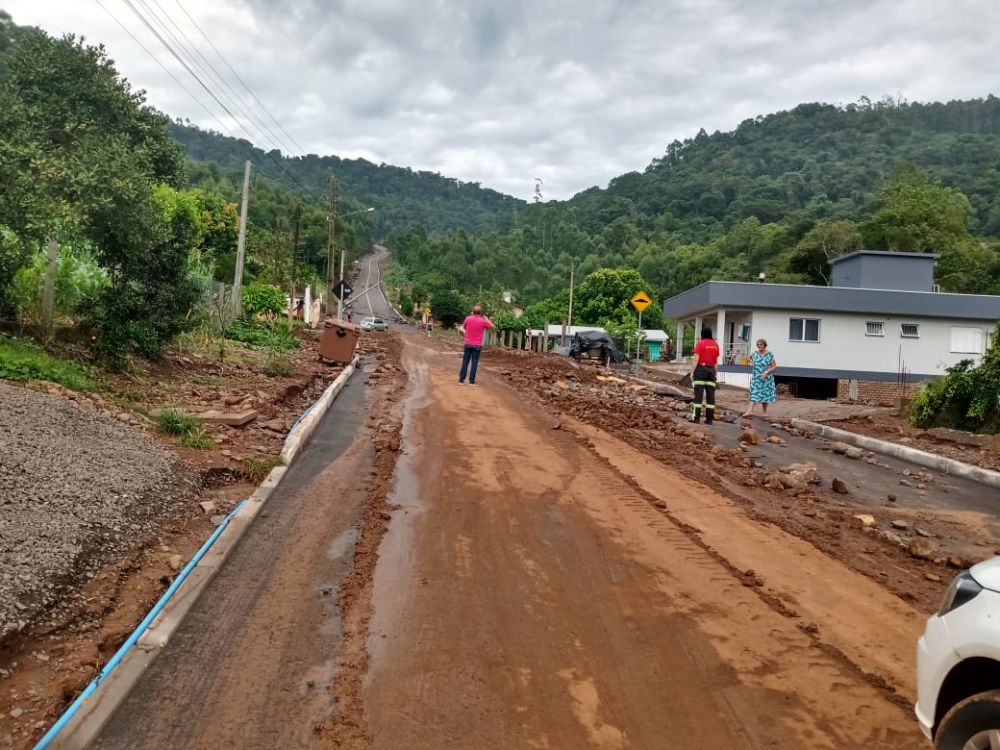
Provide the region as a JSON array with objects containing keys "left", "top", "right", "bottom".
[{"left": 661, "top": 251, "right": 999, "bottom": 402}]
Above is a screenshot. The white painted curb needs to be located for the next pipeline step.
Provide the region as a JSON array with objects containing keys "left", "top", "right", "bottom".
[
  {"left": 792, "top": 419, "right": 1000, "bottom": 490},
  {"left": 47, "top": 357, "right": 361, "bottom": 749}
]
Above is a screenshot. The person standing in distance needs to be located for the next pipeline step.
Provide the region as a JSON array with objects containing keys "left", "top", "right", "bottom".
[
  {"left": 742, "top": 339, "right": 778, "bottom": 417},
  {"left": 458, "top": 305, "right": 494, "bottom": 385},
  {"left": 690, "top": 327, "right": 720, "bottom": 424}
]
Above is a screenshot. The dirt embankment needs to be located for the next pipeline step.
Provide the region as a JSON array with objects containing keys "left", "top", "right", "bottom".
[{"left": 0, "top": 330, "right": 364, "bottom": 748}]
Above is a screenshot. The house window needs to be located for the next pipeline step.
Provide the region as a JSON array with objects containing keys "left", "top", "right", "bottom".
[
  {"left": 950, "top": 327, "right": 984, "bottom": 354},
  {"left": 901, "top": 323, "right": 920, "bottom": 338},
  {"left": 789, "top": 317, "right": 820, "bottom": 342},
  {"left": 865, "top": 321, "right": 885, "bottom": 337}
]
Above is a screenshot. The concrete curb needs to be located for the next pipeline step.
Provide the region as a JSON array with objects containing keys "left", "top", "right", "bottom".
[
  {"left": 281, "top": 354, "right": 358, "bottom": 466},
  {"left": 47, "top": 359, "right": 361, "bottom": 749},
  {"left": 791, "top": 419, "right": 1000, "bottom": 490}
]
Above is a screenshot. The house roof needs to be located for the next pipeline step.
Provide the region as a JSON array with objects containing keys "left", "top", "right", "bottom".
[
  {"left": 662, "top": 280, "right": 1000, "bottom": 321},
  {"left": 642, "top": 329, "right": 670, "bottom": 342},
  {"left": 829, "top": 249, "right": 940, "bottom": 265}
]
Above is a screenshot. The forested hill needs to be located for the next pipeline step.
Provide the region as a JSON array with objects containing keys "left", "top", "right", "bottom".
[
  {"left": 388, "top": 96, "right": 1000, "bottom": 318},
  {"left": 168, "top": 122, "right": 525, "bottom": 235},
  {"left": 567, "top": 97, "right": 1000, "bottom": 241}
]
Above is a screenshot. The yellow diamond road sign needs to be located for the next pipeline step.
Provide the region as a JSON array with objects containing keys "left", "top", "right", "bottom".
[
  {"left": 424, "top": 307, "right": 432, "bottom": 315},
  {"left": 631, "top": 290, "right": 652, "bottom": 313}
]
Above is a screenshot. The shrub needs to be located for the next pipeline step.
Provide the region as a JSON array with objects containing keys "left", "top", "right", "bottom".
[
  {"left": 264, "top": 348, "right": 296, "bottom": 377},
  {"left": 226, "top": 318, "right": 299, "bottom": 351},
  {"left": 242, "top": 284, "right": 285, "bottom": 318},
  {"left": 0, "top": 334, "right": 94, "bottom": 390},
  {"left": 909, "top": 324, "right": 1000, "bottom": 434}
]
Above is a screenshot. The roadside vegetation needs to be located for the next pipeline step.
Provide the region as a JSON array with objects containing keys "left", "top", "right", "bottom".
[
  {"left": 0, "top": 12, "right": 371, "bottom": 376},
  {"left": 0, "top": 334, "right": 94, "bottom": 390},
  {"left": 910, "top": 324, "right": 1000, "bottom": 434}
]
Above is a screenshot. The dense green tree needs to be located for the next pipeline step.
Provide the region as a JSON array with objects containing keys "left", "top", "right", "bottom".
[{"left": 430, "top": 288, "right": 468, "bottom": 328}]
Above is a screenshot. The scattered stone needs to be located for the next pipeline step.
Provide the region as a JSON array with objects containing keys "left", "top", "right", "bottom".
[
  {"left": 168, "top": 554, "right": 182, "bottom": 572},
  {"left": 899, "top": 479, "right": 913, "bottom": 487},
  {"left": 948, "top": 555, "right": 968, "bottom": 569},
  {"left": 10, "top": 707, "right": 23, "bottom": 719},
  {"left": 764, "top": 473, "right": 785, "bottom": 491},
  {"left": 830, "top": 441, "right": 851, "bottom": 454},
  {"left": 878, "top": 530, "right": 906, "bottom": 547},
  {"left": 34, "top": 652, "right": 49, "bottom": 663},
  {"left": 854, "top": 514, "right": 877, "bottom": 528},
  {"left": 908, "top": 538, "right": 937, "bottom": 561},
  {"left": 196, "top": 409, "right": 259, "bottom": 427},
  {"left": 891, "top": 520, "right": 909, "bottom": 530},
  {"left": 378, "top": 511, "right": 392, "bottom": 521},
  {"left": 210, "top": 515, "right": 226, "bottom": 526},
  {"left": 925, "top": 573, "right": 942, "bottom": 583},
  {"left": 654, "top": 500, "right": 668, "bottom": 509},
  {"left": 887, "top": 494, "right": 897, "bottom": 502},
  {"left": 831, "top": 478, "right": 849, "bottom": 494},
  {"left": 767, "top": 435, "right": 782, "bottom": 445},
  {"left": 741, "top": 428, "right": 760, "bottom": 446},
  {"left": 198, "top": 500, "right": 217, "bottom": 515},
  {"left": 845, "top": 447, "right": 863, "bottom": 460},
  {"left": 915, "top": 527, "right": 933, "bottom": 538},
  {"left": 917, "top": 483, "right": 926, "bottom": 490}
]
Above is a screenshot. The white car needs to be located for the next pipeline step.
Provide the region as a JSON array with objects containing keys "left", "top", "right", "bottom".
[
  {"left": 359, "top": 317, "right": 389, "bottom": 331},
  {"left": 917, "top": 557, "right": 1000, "bottom": 749}
]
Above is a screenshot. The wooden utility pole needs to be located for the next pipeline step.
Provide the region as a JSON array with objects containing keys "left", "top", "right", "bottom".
[
  {"left": 232, "top": 160, "right": 252, "bottom": 317},
  {"left": 567, "top": 262, "right": 575, "bottom": 329},
  {"left": 40, "top": 231, "right": 59, "bottom": 338},
  {"left": 288, "top": 200, "right": 303, "bottom": 328},
  {"left": 326, "top": 176, "right": 337, "bottom": 309}
]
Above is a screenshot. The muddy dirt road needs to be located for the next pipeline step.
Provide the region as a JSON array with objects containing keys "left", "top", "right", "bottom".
[
  {"left": 339, "top": 338, "right": 924, "bottom": 749},
  {"left": 83, "top": 325, "right": 935, "bottom": 749}
]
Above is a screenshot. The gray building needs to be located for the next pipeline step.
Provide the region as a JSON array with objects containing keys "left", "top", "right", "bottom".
[{"left": 661, "top": 250, "right": 1000, "bottom": 402}]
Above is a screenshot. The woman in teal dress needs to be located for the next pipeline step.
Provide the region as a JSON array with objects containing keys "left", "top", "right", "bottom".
[{"left": 742, "top": 339, "right": 777, "bottom": 417}]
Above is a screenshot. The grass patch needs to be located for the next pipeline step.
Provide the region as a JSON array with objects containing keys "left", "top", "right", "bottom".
[
  {"left": 264, "top": 348, "right": 296, "bottom": 377},
  {"left": 243, "top": 456, "right": 282, "bottom": 483},
  {"left": 0, "top": 334, "right": 94, "bottom": 390},
  {"left": 116, "top": 386, "right": 142, "bottom": 402},
  {"left": 226, "top": 318, "right": 299, "bottom": 351},
  {"left": 156, "top": 407, "right": 199, "bottom": 436},
  {"left": 179, "top": 426, "right": 214, "bottom": 449}
]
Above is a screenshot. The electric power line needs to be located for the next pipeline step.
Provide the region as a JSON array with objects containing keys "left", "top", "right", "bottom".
[
  {"left": 171, "top": 0, "right": 308, "bottom": 156},
  {"left": 93, "top": 0, "right": 235, "bottom": 137},
  {"left": 116, "top": 0, "right": 319, "bottom": 197}
]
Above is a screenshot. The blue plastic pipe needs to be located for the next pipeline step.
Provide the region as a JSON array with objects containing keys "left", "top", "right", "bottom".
[{"left": 34, "top": 499, "right": 248, "bottom": 750}]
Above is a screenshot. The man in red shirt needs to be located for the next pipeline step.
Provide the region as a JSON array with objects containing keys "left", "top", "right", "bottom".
[
  {"left": 458, "top": 305, "right": 494, "bottom": 385},
  {"left": 690, "top": 327, "right": 720, "bottom": 424}
]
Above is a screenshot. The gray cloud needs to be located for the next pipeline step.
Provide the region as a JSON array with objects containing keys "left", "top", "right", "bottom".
[{"left": 7, "top": 0, "right": 1000, "bottom": 199}]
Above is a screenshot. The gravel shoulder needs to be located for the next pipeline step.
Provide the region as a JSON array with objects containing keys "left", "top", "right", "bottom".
[{"left": 0, "top": 381, "right": 196, "bottom": 641}]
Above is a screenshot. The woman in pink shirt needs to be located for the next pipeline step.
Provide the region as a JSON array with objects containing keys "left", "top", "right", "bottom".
[{"left": 459, "top": 305, "right": 494, "bottom": 385}]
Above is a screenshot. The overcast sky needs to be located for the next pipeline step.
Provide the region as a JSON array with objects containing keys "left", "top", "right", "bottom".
[{"left": 5, "top": 0, "right": 1000, "bottom": 199}]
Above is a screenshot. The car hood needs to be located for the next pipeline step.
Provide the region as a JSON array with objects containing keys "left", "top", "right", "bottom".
[{"left": 971, "top": 557, "right": 1000, "bottom": 592}]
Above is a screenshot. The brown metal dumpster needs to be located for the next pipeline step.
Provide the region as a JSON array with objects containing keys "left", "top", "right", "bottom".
[{"left": 319, "top": 318, "right": 360, "bottom": 364}]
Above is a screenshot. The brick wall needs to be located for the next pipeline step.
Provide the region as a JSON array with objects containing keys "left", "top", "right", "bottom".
[{"left": 836, "top": 378, "right": 924, "bottom": 405}]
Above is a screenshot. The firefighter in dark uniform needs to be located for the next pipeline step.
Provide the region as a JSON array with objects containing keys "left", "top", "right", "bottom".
[{"left": 690, "top": 327, "right": 720, "bottom": 424}]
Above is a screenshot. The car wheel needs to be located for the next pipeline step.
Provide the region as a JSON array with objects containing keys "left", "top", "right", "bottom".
[{"left": 937, "top": 690, "right": 1000, "bottom": 750}]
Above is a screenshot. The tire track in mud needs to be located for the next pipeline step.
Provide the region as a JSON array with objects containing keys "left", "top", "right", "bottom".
[
  {"left": 318, "top": 336, "right": 408, "bottom": 749},
  {"left": 564, "top": 420, "right": 915, "bottom": 711}
]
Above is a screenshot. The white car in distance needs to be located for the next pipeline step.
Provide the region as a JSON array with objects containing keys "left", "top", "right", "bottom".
[
  {"left": 359, "top": 317, "right": 389, "bottom": 332},
  {"left": 917, "top": 557, "right": 1000, "bottom": 749}
]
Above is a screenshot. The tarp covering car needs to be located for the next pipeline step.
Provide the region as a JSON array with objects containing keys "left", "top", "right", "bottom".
[{"left": 568, "top": 331, "right": 625, "bottom": 363}]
